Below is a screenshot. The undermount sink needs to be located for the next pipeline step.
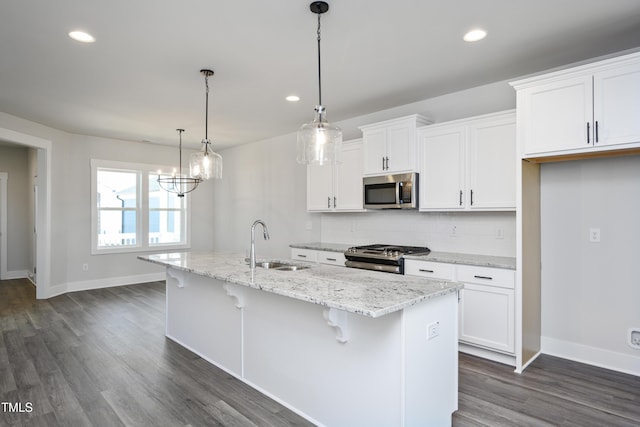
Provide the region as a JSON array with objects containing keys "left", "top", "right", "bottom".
[{"left": 257, "top": 261, "right": 309, "bottom": 271}]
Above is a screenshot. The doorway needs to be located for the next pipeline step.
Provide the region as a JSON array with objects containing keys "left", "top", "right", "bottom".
[{"left": 0, "top": 127, "right": 51, "bottom": 299}]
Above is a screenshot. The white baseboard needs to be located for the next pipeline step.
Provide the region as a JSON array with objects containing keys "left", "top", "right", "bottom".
[
  {"left": 541, "top": 336, "right": 640, "bottom": 377},
  {"left": 4, "top": 269, "right": 30, "bottom": 280},
  {"left": 44, "top": 272, "right": 166, "bottom": 298},
  {"left": 459, "top": 342, "right": 516, "bottom": 367}
]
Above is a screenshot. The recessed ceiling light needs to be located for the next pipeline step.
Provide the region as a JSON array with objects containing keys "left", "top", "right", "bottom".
[
  {"left": 463, "top": 29, "right": 487, "bottom": 42},
  {"left": 286, "top": 95, "right": 300, "bottom": 102},
  {"left": 68, "top": 31, "right": 96, "bottom": 43}
]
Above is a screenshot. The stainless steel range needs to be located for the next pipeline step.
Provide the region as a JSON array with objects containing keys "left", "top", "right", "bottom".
[{"left": 344, "top": 244, "right": 431, "bottom": 274}]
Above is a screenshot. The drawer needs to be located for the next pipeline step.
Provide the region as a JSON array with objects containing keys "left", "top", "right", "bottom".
[
  {"left": 457, "top": 265, "right": 515, "bottom": 289},
  {"left": 291, "top": 248, "right": 318, "bottom": 263},
  {"left": 317, "top": 251, "right": 346, "bottom": 266},
  {"left": 404, "top": 260, "right": 456, "bottom": 281}
]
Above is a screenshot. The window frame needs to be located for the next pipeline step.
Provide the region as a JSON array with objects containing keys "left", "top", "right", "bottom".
[{"left": 91, "top": 159, "right": 191, "bottom": 255}]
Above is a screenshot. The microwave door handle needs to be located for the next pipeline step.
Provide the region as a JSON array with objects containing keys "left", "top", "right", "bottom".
[{"left": 397, "top": 182, "right": 402, "bottom": 206}]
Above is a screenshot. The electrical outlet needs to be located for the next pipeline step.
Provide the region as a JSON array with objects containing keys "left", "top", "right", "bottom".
[
  {"left": 496, "top": 227, "right": 504, "bottom": 239},
  {"left": 450, "top": 225, "right": 457, "bottom": 238},
  {"left": 629, "top": 328, "right": 640, "bottom": 349},
  {"left": 589, "top": 228, "right": 601, "bottom": 243},
  {"left": 82, "top": 263, "right": 89, "bottom": 271},
  {"left": 427, "top": 321, "right": 440, "bottom": 340}
]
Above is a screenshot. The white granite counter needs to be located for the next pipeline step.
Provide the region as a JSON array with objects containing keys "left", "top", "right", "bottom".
[
  {"left": 289, "top": 242, "right": 352, "bottom": 253},
  {"left": 404, "top": 251, "right": 516, "bottom": 270},
  {"left": 290, "top": 242, "right": 516, "bottom": 270},
  {"left": 139, "top": 251, "right": 461, "bottom": 318}
]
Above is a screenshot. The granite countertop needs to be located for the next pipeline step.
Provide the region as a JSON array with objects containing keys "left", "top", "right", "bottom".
[
  {"left": 289, "top": 242, "right": 353, "bottom": 253},
  {"left": 139, "top": 251, "right": 461, "bottom": 318},
  {"left": 290, "top": 242, "right": 516, "bottom": 270},
  {"left": 404, "top": 251, "right": 516, "bottom": 270}
]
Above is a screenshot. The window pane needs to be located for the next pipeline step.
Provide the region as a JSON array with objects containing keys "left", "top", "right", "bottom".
[
  {"left": 98, "top": 170, "right": 137, "bottom": 208},
  {"left": 149, "top": 210, "right": 182, "bottom": 245},
  {"left": 97, "top": 210, "right": 137, "bottom": 247}
]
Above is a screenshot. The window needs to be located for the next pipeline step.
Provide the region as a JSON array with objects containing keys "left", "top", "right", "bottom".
[{"left": 91, "top": 159, "right": 190, "bottom": 254}]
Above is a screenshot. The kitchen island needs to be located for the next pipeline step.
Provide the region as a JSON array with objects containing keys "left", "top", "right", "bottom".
[{"left": 139, "top": 251, "right": 462, "bottom": 427}]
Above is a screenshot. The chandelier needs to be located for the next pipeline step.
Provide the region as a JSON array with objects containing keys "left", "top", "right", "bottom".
[{"left": 158, "top": 129, "right": 201, "bottom": 197}]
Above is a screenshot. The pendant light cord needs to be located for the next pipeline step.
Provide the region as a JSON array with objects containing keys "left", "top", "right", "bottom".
[
  {"left": 316, "top": 12, "right": 322, "bottom": 106},
  {"left": 178, "top": 129, "right": 184, "bottom": 175},
  {"left": 204, "top": 73, "right": 210, "bottom": 142}
]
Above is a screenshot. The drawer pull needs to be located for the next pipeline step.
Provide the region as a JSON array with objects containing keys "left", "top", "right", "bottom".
[
  {"left": 297, "top": 254, "right": 307, "bottom": 258},
  {"left": 419, "top": 269, "right": 435, "bottom": 273},
  {"left": 474, "top": 275, "right": 493, "bottom": 280},
  {"left": 326, "top": 257, "right": 337, "bottom": 262}
]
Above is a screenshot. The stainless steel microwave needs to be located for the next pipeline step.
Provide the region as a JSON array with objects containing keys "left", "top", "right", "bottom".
[{"left": 363, "top": 173, "right": 418, "bottom": 209}]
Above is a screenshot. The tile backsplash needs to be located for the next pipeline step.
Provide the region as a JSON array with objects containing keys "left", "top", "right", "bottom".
[{"left": 320, "top": 210, "right": 515, "bottom": 257}]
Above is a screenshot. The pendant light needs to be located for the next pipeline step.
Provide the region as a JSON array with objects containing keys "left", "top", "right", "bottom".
[
  {"left": 158, "top": 129, "right": 202, "bottom": 197},
  {"left": 190, "top": 69, "right": 223, "bottom": 180},
  {"left": 296, "top": 1, "right": 342, "bottom": 166}
]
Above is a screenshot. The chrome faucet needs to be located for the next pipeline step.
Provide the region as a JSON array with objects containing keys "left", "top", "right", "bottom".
[{"left": 250, "top": 220, "right": 270, "bottom": 271}]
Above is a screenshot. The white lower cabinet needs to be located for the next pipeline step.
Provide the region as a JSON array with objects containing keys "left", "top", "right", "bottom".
[
  {"left": 291, "top": 248, "right": 345, "bottom": 266},
  {"left": 405, "top": 259, "right": 515, "bottom": 359}
]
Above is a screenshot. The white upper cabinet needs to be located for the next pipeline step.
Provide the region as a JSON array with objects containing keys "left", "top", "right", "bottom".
[
  {"left": 359, "top": 115, "right": 431, "bottom": 176},
  {"left": 512, "top": 52, "right": 640, "bottom": 159},
  {"left": 307, "top": 139, "right": 364, "bottom": 212},
  {"left": 418, "top": 111, "right": 516, "bottom": 211}
]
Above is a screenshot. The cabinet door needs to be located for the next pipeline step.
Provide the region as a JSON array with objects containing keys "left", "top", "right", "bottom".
[
  {"left": 307, "top": 164, "right": 334, "bottom": 211},
  {"left": 335, "top": 140, "right": 364, "bottom": 211},
  {"left": 594, "top": 63, "right": 640, "bottom": 147},
  {"left": 468, "top": 116, "right": 516, "bottom": 209},
  {"left": 459, "top": 283, "right": 515, "bottom": 354},
  {"left": 522, "top": 75, "right": 593, "bottom": 156},
  {"left": 385, "top": 122, "right": 413, "bottom": 173},
  {"left": 418, "top": 126, "right": 465, "bottom": 210},
  {"left": 362, "top": 128, "right": 387, "bottom": 175}
]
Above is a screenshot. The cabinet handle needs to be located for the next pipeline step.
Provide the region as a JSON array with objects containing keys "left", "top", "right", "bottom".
[
  {"left": 474, "top": 275, "right": 493, "bottom": 280},
  {"left": 385, "top": 156, "right": 389, "bottom": 170},
  {"left": 470, "top": 189, "right": 474, "bottom": 206},
  {"left": 595, "top": 121, "right": 599, "bottom": 143},
  {"left": 297, "top": 254, "right": 307, "bottom": 258},
  {"left": 419, "top": 269, "right": 435, "bottom": 273},
  {"left": 459, "top": 190, "right": 463, "bottom": 206},
  {"left": 326, "top": 257, "right": 337, "bottom": 262},
  {"left": 382, "top": 157, "right": 386, "bottom": 170},
  {"left": 334, "top": 196, "right": 337, "bottom": 208},
  {"left": 587, "top": 122, "right": 590, "bottom": 144},
  {"left": 327, "top": 197, "right": 331, "bottom": 208}
]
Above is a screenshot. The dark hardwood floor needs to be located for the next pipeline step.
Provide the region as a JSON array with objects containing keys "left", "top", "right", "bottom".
[{"left": 1, "top": 279, "right": 639, "bottom": 426}]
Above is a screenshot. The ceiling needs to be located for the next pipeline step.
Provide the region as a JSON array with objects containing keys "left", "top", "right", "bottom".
[{"left": 1, "top": 0, "right": 640, "bottom": 150}]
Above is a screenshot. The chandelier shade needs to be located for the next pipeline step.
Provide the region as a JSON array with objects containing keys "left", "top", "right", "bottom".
[
  {"left": 158, "top": 129, "right": 202, "bottom": 197},
  {"left": 296, "top": 1, "right": 342, "bottom": 165},
  {"left": 190, "top": 69, "right": 223, "bottom": 180}
]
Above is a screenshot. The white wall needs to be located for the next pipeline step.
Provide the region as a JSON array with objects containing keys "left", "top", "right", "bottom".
[
  {"left": 210, "top": 133, "right": 321, "bottom": 259},
  {"left": 321, "top": 211, "right": 515, "bottom": 257},
  {"left": 540, "top": 155, "right": 640, "bottom": 374},
  {"left": 212, "top": 79, "right": 518, "bottom": 258}
]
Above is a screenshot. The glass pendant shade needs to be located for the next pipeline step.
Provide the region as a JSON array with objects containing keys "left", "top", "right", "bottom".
[
  {"left": 190, "top": 139, "right": 223, "bottom": 180},
  {"left": 297, "top": 105, "right": 342, "bottom": 165}
]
